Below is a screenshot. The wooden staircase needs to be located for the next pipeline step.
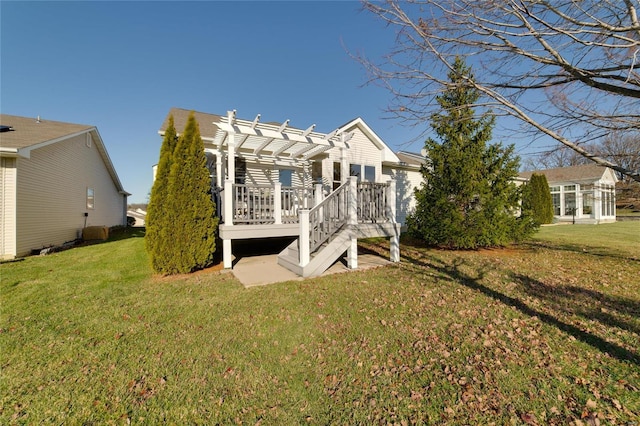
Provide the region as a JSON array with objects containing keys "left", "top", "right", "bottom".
[{"left": 277, "top": 177, "right": 401, "bottom": 278}]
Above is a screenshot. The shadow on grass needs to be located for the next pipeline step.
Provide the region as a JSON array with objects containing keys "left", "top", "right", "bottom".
[
  {"left": 511, "top": 273, "right": 640, "bottom": 336},
  {"left": 523, "top": 240, "right": 640, "bottom": 263},
  {"left": 400, "top": 246, "right": 640, "bottom": 366},
  {"left": 107, "top": 226, "right": 146, "bottom": 242}
]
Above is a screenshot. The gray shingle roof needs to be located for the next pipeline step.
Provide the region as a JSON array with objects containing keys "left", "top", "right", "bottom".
[
  {"left": 519, "top": 164, "right": 609, "bottom": 183},
  {"left": 0, "top": 114, "right": 94, "bottom": 149},
  {"left": 159, "top": 108, "right": 222, "bottom": 139}
]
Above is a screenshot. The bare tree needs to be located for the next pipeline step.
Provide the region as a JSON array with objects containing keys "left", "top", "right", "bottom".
[
  {"left": 524, "top": 145, "right": 592, "bottom": 170},
  {"left": 358, "top": 0, "right": 640, "bottom": 182},
  {"left": 597, "top": 132, "right": 640, "bottom": 183}
]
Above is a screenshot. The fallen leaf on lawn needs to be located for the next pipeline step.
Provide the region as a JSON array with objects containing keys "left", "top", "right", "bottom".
[{"left": 520, "top": 412, "right": 538, "bottom": 425}]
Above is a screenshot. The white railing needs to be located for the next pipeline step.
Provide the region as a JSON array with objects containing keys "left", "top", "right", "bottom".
[
  {"left": 228, "top": 184, "right": 317, "bottom": 225},
  {"left": 281, "top": 186, "right": 315, "bottom": 224},
  {"left": 232, "top": 184, "right": 274, "bottom": 224},
  {"left": 307, "top": 181, "right": 350, "bottom": 253},
  {"left": 357, "top": 182, "right": 391, "bottom": 223}
]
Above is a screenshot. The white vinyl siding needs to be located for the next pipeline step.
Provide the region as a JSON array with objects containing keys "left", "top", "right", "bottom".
[
  {"left": 317, "top": 127, "right": 383, "bottom": 191},
  {"left": 14, "top": 132, "right": 125, "bottom": 256},
  {"left": 382, "top": 166, "right": 423, "bottom": 225},
  {"left": 0, "top": 157, "right": 17, "bottom": 258},
  {"left": 243, "top": 163, "right": 306, "bottom": 188}
]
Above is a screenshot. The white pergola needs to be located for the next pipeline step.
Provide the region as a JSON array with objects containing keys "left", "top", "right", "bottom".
[{"left": 209, "top": 110, "right": 353, "bottom": 185}]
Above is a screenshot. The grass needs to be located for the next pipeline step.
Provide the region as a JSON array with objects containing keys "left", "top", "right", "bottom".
[
  {"left": 616, "top": 208, "right": 640, "bottom": 217},
  {"left": 1, "top": 224, "right": 639, "bottom": 424}
]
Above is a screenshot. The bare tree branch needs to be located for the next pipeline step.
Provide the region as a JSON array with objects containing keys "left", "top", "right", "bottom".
[{"left": 357, "top": 0, "right": 640, "bottom": 182}]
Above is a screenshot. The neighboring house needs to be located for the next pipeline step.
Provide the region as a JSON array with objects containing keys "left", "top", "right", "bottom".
[
  {"left": 0, "top": 114, "right": 129, "bottom": 259},
  {"left": 520, "top": 164, "right": 618, "bottom": 224},
  {"left": 158, "top": 107, "right": 416, "bottom": 277}
]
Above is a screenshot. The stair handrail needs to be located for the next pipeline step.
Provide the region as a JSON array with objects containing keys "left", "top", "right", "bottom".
[{"left": 307, "top": 180, "right": 350, "bottom": 253}]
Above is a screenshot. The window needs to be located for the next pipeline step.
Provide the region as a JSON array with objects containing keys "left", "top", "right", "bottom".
[
  {"left": 364, "top": 165, "right": 375, "bottom": 182},
  {"left": 600, "top": 184, "right": 615, "bottom": 217},
  {"left": 235, "top": 158, "right": 246, "bottom": 184},
  {"left": 333, "top": 162, "right": 341, "bottom": 190},
  {"left": 564, "top": 192, "right": 576, "bottom": 215},
  {"left": 552, "top": 193, "right": 561, "bottom": 216},
  {"left": 582, "top": 193, "right": 593, "bottom": 215},
  {"left": 350, "top": 164, "right": 376, "bottom": 182},
  {"left": 279, "top": 169, "right": 293, "bottom": 187},
  {"left": 205, "top": 152, "right": 217, "bottom": 187},
  {"left": 312, "top": 161, "right": 323, "bottom": 184},
  {"left": 87, "top": 188, "right": 95, "bottom": 209},
  {"left": 350, "top": 163, "right": 361, "bottom": 179}
]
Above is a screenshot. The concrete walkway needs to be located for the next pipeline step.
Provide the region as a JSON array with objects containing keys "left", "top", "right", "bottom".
[{"left": 232, "top": 253, "right": 391, "bottom": 288}]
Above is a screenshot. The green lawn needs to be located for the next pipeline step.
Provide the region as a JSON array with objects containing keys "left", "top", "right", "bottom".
[{"left": 1, "top": 224, "right": 639, "bottom": 424}]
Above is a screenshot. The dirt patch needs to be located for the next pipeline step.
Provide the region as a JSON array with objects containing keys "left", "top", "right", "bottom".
[{"left": 150, "top": 261, "right": 225, "bottom": 283}]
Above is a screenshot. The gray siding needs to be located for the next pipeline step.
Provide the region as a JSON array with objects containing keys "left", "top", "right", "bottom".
[{"left": 14, "top": 132, "right": 125, "bottom": 256}]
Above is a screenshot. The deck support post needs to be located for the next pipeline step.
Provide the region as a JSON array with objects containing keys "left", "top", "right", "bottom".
[
  {"left": 347, "top": 237, "right": 358, "bottom": 269},
  {"left": 387, "top": 179, "right": 400, "bottom": 263},
  {"left": 223, "top": 180, "right": 233, "bottom": 226},
  {"left": 347, "top": 176, "right": 358, "bottom": 269},
  {"left": 223, "top": 239, "right": 232, "bottom": 269},
  {"left": 274, "top": 182, "right": 282, "bottom": 224},
  {"left": 299, "top": 210, "right": 310, "bottom": 266},
  {"left": 216, "top": 148, "right": 223, "bottom": 186},
  {"left": 314, "top": 184, "right": 323, "bottom": 206}
]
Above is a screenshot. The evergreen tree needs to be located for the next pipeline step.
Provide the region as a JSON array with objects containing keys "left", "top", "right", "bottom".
[
  {"left": 406, "top": 57, "right": 536, "bottom": 248},
  {"left": 145, "top": 115, "right": 178, "bottom": 271},
  {"left": 146, "top": 112, "right": 218, "bottom": 274},
  {"left": 523, "top": 173, "right": 554, "bottom": 225}
]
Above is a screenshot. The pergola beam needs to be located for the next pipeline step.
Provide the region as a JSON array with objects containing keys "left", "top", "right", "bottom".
[
  {"left": 303, "top": 144, "right": 332, "bottom": 159},
  {"left": 213, "top": 111, "right": 347, "bottom": 161},
  {"left": 253, "top": 137, "right": 275, "bottom": 155},
  {"left": 291, "top": 143, "right": 316, "bottom": 158},
  {"left": 251, "top": 114, "right": 261, "bottom": 129},
  {"left": 302, "top": 124, "right": 316, "bottom": 138},
  {"left": 272, "top": 140, "right": 298, "bottom": 157},
  {"left": 277, "top": 119, "right": 290, "bottom": 134}
]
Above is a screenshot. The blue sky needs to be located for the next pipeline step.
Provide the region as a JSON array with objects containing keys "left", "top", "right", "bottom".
[{"left": 2, "top": 1, "right": 538, "bottom": 203}]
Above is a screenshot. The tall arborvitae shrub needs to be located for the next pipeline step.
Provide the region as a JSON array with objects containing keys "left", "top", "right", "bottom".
[
  {"left": 524, "top": 173, "right": 554, "bottom": 224},
  {"left": 145, "top": 115, "right": 177, "bottom": 271},
  {"left": 406, "top": 57, "right": 536, "bottom": 248},
  {"left": 146, "top": 112, "right": 218, "bottom": 274}
]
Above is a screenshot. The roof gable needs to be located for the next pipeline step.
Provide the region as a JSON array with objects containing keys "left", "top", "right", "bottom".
[{"left": 338, "top": 117, "right": 399, "bottom": 163}]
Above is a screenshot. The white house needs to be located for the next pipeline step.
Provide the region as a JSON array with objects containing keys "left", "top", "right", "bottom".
[
  {"left": 0, "top": 114, "right": 129, "bottom": 259},
  {"left": 520, "top": 164, "right": 618, "bottom": 224},
  {"left": 158, "top": 108, "right": 421, "bottom": 277}
]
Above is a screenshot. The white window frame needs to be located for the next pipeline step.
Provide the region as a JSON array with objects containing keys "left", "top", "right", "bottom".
[{"left": 87, "top": 187, "right": 95, "bottom": 209}]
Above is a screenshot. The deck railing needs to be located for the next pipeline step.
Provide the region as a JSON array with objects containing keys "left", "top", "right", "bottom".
[
  {"left": 281, "top": 186, "right": 315, "bottom": 224},
  {"left": 229, "top": 184, "right": 317, "bottom": 225},
  {"left": 357, "top": 182, "right": 391, "bottom": 223}
]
